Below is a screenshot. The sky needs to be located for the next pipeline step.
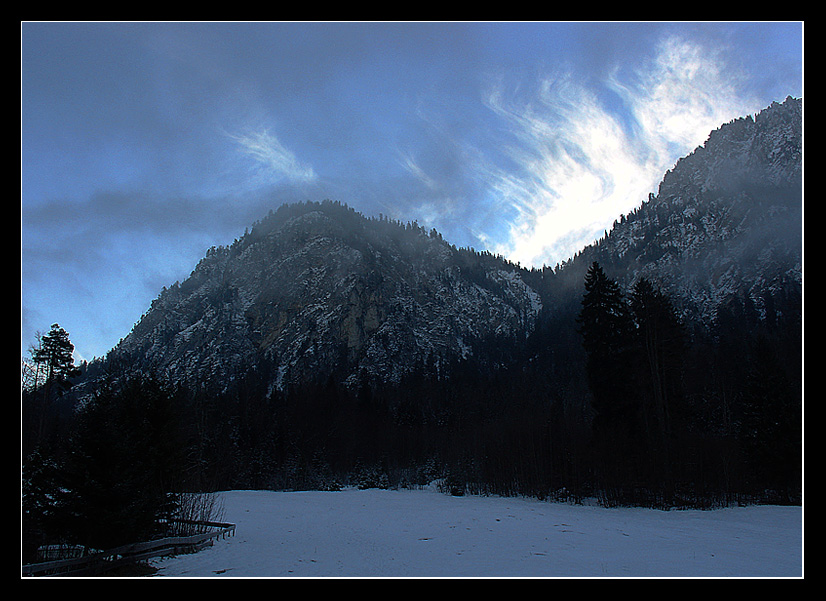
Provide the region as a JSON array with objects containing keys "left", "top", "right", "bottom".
[{"left": 21, "top": 21, "right": 803, "bottom": 362}]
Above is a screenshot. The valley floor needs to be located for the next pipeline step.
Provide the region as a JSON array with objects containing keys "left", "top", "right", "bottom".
[{"left": 149, "top": 487, "right": 802, "bottom": 578}]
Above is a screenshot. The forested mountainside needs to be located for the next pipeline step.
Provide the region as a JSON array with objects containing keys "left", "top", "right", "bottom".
[
  {"left": 553, "top": 96, "right": 801, "bottom": 320},
  {"left": 23, "top": 98, "right": 802, "bottom": 558},
  {"left": 91, "top": 97, "right": 801, "bottom": 399},
  {"left": 105, "top": 200, "right": 544, "bottom": 393}
]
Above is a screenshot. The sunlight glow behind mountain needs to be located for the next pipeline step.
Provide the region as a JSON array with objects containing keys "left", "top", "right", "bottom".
[
  {"left": 473, "top": 36, "right": 765, "bottom": 268},
  {"left": 21, "top": 23, "right": 802, "bottom": 361}
]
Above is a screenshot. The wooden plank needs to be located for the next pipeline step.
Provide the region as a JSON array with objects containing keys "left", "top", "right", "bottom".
[{"left": 23, "top": 519, "right": 235, "bottom": 576}]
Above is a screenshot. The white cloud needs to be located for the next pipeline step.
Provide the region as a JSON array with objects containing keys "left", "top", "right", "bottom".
[
  {"left": 610, "top": 36, "right": 759, "bottom": 162},
  {"left": 479, "top": 35, "right": 764, "bottom": 269},
  {"left": 228, "top": 127, "right": 316, "bottom": 185},
  {"left": 397, "top": 150, "right": 440, "bottom": 192}
]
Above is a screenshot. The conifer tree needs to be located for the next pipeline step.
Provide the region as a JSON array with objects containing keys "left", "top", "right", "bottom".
[
  {"left": 577, "top": 262, "right": 641, "bottom": 501},
  {"left": 58, "top": 374, "right": 184, "bottom": 549},
  {"left": 629, "top": 278, "right": 686, "bottom": 496},
  {"left": 630, "top": 279, "right": 685, "bottom": 436},
  {"left": 577, "top": 262, "right": 636, "bottom": 428},
  {"left": 25, "top": 324, "right": 80, "bottom": 451},
  {"left": 31, "top": 323, "right": 79, "bottom": 388}
]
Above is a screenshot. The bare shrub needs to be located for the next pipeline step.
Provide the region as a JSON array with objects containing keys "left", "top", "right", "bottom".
[{"left": 168, "top": 492, "right": 226, "bottom": 537}]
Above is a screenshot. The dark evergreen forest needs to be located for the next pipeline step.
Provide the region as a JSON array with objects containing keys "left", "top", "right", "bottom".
[{"left": 21, "top": 252, "right": 802, "bottom": 562}]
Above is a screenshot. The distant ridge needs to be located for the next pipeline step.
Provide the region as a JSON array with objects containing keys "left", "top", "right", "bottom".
[{"left": 98, "top": 97, "right": 801, "bottom": 394}]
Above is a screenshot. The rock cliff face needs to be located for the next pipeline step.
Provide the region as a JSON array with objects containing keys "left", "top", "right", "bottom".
[
  {"left": 110, "top": 201, "right": 543, "bottom": 391},
  {"left": 106, "top": 96, "right": 802, "bottom": 393}
]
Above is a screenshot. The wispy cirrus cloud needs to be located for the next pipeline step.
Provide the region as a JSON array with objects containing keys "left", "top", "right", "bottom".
[
  {"left": 609, "top": 36, "right": 759, "bottom": 164},
  {"left": 227, "top": 127, "right": 316, "bottom": 186},
  {"left": 397, "top": 149, "right": 441, "bottom": 192},
  {"left": 476, "top": 35, "right": 764, "bottom": 269}
]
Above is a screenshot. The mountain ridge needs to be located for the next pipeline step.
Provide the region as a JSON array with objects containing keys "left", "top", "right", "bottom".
[
  {"left": 101, "top": 96, "right": 802, "bottom": 394},
  {"left": 109, "top": 199, "right": 545, "bottom": 391},
  {"left": 556, "top": 95, "right": 801, "bottom": 325}
]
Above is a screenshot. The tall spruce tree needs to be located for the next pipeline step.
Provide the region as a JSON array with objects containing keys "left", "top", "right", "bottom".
[
  {"left": 630, "top": 279, "right": 686, "bottom": 436},
  {"left": 25, "top": 324, "right": 80, "bottom": 452},
  {"left": 577, "top": 262, "right": 637, "bottom": 429},
  {"left": 629, "top": 278, "right": 686, "bottom": 497},
  {"left": 577, "top": 262, "right": 642, "bottom": 501},
  {"left": 31, "top": 323, "right": 78, "bottom": 387}
]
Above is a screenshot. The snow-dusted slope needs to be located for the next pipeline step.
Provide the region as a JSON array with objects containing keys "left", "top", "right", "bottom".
[
  {"left": 572, "top": 96, "right": 802, "bottom": 324},
  {"left": 149, "top": 488, "right": 803, "bottom": 577},
  {"left": 104, "top": 97, "right": 801, "bottom": 392},
  {"left": 110, "top": 201, "right": 542, "bottom": 391}
]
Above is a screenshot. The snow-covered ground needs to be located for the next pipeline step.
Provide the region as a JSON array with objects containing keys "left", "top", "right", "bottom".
[{"left": 149, "top": 488, "right": 802, "bottom": 578}]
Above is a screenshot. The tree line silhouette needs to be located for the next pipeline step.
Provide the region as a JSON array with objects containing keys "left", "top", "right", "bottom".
[{"left": 22, "top": 259, "right": 801, "bottom": 561}]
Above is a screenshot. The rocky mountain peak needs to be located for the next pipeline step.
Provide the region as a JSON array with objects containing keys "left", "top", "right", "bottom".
[
  {"left": 104, "top": 97, "right": 801, "bottom": 395},
  {"left": 109, "top": 200, "right": 543, "bottom": 392}
]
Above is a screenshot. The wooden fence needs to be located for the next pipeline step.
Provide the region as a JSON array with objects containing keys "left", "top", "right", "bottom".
[{"left": 22, "top": 519, "right": 236, "bottom": 577}]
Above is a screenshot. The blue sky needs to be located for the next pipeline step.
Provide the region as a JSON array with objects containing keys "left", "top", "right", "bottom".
[{"left": 21, "top": 21, "right": 803, "bottom": 362}]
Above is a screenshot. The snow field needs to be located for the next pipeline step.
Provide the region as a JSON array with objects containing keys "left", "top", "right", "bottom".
[{"left": 150, "top": 488, "right": 802, "bottom": 578}]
